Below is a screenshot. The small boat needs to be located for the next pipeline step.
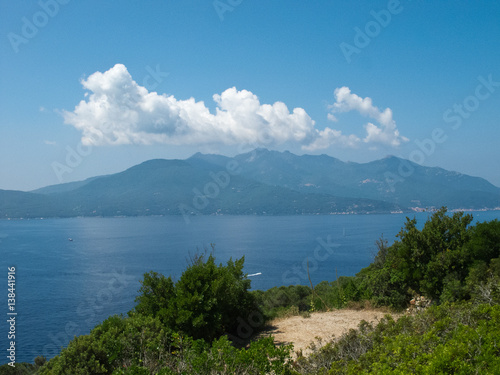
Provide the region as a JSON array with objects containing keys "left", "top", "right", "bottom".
[
  {"left": 248, "top": 272, "right": 262, "bottom": 277},
  {"left": 68, "top": 238, "right": 73, "bottom": 242}
]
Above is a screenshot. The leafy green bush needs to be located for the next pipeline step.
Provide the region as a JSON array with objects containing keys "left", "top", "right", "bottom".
[
  {"left": 252, "top": 285, "right": 312, "bottom": 319},
  {"left": 39, "top": 334, "right": 111, "bottom": 374},
  {"left": 252, "top": 277, "right": 365, "bottom": 319},
  {"left": 0, "top": 362, "right": 39, "bottom": 375},
  {"left": 357, "top": 208, "right": 500, "bottom": 308},
  {"left": 134, "top": 271, "right": 175, "bottom": 321},
  {"left": 185, "top": 336, "right": 294, "bottom": 374},
  {"left": 171, "top": 253, "right": 257, "bottom": 341},
  {"left": 38, "top": 315, "right": 294, "bottom": 375},
  {"left": 135, "top": 252, "right": 258, "bottom": 342},
  {"left": 39, "top": 314, "right": 173, "bottom": 375}
]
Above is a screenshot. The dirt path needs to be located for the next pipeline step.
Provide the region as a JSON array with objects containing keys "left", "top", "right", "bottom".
[{"left": 259, "top": 309, "right": 400, "bottom": 357}]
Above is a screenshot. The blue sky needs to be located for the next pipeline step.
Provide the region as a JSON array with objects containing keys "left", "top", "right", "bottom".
[{"left": 1, "top": 0, "right": 499, "bottom": 191}]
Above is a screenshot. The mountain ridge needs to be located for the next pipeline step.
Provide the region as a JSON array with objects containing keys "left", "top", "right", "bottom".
[{"left": 1, "top": 149, "right": 498, "bottom": 219}]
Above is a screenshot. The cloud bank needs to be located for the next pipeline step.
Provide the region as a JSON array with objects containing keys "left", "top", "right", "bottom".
[{"left": 63, "top": 64, "right": 408, "bottom": 150}]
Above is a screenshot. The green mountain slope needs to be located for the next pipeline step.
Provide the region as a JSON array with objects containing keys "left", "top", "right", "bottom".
[
  {"left": 1, "top": 149, "right": 497, "bottom": 219},
  {"left": 209, "top": 149, "right": 500, "bottom": 209}
]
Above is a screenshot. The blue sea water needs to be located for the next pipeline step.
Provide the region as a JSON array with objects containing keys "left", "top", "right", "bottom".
[{"left": 1, "top": 211, "right": 499, "bottom": 364}]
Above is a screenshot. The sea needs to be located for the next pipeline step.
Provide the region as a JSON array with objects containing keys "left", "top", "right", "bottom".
[{"left": 1, "top": 211, "right": 499, "bottom": 364}]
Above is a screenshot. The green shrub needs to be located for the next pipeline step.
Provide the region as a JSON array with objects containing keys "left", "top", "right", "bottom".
[
  {"left": 39, "top": 314, "right": 174, "bottom": 375},
  {"left": 172, "top": 253, "right": 257, "bottom": 341},
  {"left": 134, "top": 251, "right": 258, "bottom": 342},
  {"left": 187, "top": 336, "right": 294, "bottom": 374},
  {"left": 39, "top": 334, "right": 111, "bottom": 375},
  {"left": 356, "top": 208, "right": 500, "bottom": 308},
  {"left": 0, "top": 363, "right": 39, "bottom": 375},
  {"left": 134, "top": 271, "right": 175, "bottom": 322}
]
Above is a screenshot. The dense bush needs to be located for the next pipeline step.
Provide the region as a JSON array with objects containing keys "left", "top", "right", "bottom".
[
  {"left": 38, "top": 314, "right": 172, "bottom": 374},
  {"left": 35, "top": 312, "right": 294, "bottom": 374},
  {"left": 252, "top": 276, "right": 367, "bottom": 320},
  {"left": 357, "top": 208, "right": 500, "bottom": 308},
  {"left": 134, "top": 252, "right": 258, "bottom": 341},
  {"left": 252, "top": 284, "right": 312, "bottom": 319},
  {"left": 0, "top": 362, "right": 40, "bottom": 374}
]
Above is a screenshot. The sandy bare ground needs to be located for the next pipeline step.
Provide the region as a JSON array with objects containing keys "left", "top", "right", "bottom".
[{"left": 258, "top": 309, "right": 400, "bottom": 357}]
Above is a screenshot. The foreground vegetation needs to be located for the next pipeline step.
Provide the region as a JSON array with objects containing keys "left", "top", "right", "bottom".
[
  {"left": 294, "top": 302, "right": 500, "bottom": 374},
  {"left": 2, "top": 208, "right": 500, "bottom": 374}
]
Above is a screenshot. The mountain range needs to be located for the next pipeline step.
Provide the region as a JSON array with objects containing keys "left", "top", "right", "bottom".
[{"left": 1, "top": 149, "right": 499, "bottom": 219}]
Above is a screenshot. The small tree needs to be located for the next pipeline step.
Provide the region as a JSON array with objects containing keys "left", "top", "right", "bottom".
[
  {"left": 134, "top": 250, "right": 257, "bottom": 342},
  {"left": 358, "top": 207, "right": 479, "bottom": 307},
  {"left": 134, "top": 271, "right": 175, "bottom": 324},
  {"left": 373, "top": 235, "right": 389, "bottom": 269}
]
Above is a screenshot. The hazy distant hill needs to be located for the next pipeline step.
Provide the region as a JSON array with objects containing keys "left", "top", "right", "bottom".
[
  {"left": 191, "top": 149, "right": 500, "bottom": 209},
  {"left": 31, "top": 176, "right": 104, "bottom": 195},
  {"left": 0, "top": 190, "right": 51, "bottom": 217},
  {"left": 0, "top": 149, "right": 498, "bottom": 219}
]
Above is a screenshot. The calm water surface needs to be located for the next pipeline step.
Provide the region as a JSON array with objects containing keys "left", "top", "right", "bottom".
[{"left": 1, "top": 211, "right": 499, "bottom": 363}]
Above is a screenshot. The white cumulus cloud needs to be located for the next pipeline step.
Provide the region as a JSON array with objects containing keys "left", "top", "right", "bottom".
[
  {"left": 327, "top": 86, "right": 409, "bottom": 147},
  {"left": 62, "top": 64, "right": 408, "bottom": 151}
]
